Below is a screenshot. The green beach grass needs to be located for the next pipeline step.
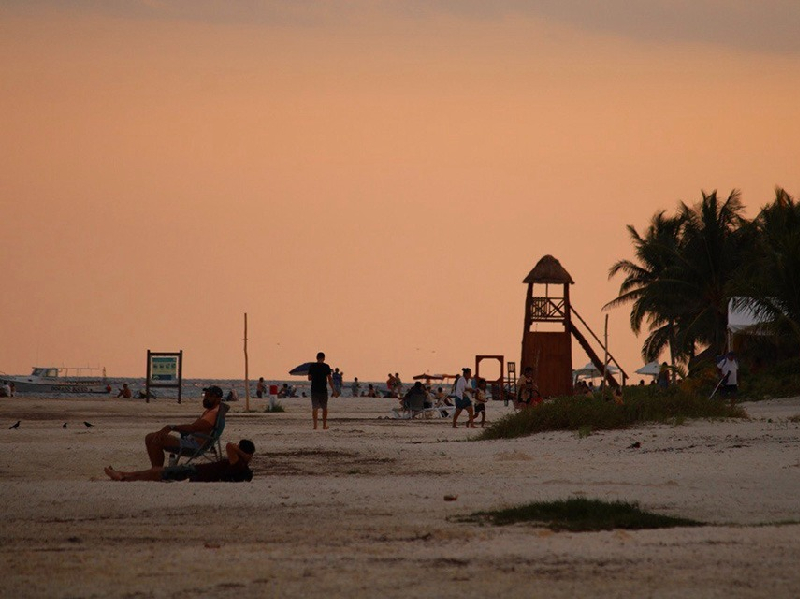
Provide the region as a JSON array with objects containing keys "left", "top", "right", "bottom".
[
  {"left": 463, "top": 498, "right": 703, "bottom": 531},
  {"left": 478, "top": 386, "right": 745, "bottom": 441}
]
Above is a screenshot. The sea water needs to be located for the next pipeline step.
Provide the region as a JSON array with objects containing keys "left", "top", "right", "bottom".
[{"left": 18, "top": 377, "right": 396, "bottom": 399}]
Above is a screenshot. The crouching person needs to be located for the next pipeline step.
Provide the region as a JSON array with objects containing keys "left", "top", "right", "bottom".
[{"left": 104, "top": 439, "right": 255, "bottom": 483}]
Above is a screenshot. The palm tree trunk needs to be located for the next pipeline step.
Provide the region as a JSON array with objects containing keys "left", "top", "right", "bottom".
[{"left": 668, "top": 319, "right": 676, "bottom": 384}]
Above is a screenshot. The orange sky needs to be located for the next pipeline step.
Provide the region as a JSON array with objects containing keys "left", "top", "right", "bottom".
[{"left": 2, "top": 2, "right": 799, "bottom": 381}]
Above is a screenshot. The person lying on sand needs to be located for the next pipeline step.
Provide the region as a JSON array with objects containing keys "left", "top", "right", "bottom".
[{"left": 104, "top": 440, "right": 254, "bottom": 482}]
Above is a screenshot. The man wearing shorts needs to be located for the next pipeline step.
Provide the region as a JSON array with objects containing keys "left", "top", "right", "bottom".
[
  {"left": 104, "top": 440, "right": 255, "bottom": 482},
  {"left": 143, "top": 385, "right": 223, "bottom": 468},
  {"left": 452, "top": 367, "right": 475, "bottom": 428},
  {"left": 307, "top": 352, "right": 335, "bottom": 430},
  {"left": 716, "top": 352, "right": 739, "bottom": 402}
]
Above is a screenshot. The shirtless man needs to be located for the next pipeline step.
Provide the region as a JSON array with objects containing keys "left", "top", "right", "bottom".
[{"left": 143, "top": 385, "right": 223, "bottom": 468}]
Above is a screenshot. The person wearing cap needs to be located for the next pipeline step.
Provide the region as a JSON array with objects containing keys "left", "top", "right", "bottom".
[
  {"left": 143, "top": 385, "right": 223, "bottom": 468},
  {"left": 452, "top": 367, "right": 476, "bottom": 428}
]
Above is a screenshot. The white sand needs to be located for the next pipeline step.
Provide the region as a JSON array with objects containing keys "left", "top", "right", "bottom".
[{"left": 1, "top": 395, "right": 800, "bottom": 597}]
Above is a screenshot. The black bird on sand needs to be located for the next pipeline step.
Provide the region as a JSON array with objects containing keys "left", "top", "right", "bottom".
[
  {"left": 9, "top": 421, "right": 20, "bottom": 429},
  {"left": 83, "top": 421, "right": 94, "bottom": 428},
  {"left": 63, "top": 422, "right": 68, "bottom": 428}
]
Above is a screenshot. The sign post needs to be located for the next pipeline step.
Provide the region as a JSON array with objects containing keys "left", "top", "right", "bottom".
[{"left": 146, "top": 350, "right": 183, "bottom": 403}]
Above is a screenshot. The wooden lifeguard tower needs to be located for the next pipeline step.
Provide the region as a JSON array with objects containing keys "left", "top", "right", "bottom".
[{"left": 521, "top": 255, "right": 627, "bottom": 397}]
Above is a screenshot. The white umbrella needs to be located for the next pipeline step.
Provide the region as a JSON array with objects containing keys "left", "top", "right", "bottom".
[
  {"left": 572, "top": 361, "right": 618, "bottom": 382},
  {"left": 634, "top": 361, "right": 661, "bottom": 378}
]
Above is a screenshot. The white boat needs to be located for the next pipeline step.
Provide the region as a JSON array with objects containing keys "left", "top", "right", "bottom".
[{"left": 0, "top": 367, "right": 112, "bottom": 395}]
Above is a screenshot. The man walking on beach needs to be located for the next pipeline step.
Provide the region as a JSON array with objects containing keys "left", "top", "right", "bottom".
[
  {"left": 716, "top": 351, "right": 739, "bottom": 402},
  {"left": 308, "top": 352, "right": 335, "bottom": 430},
  {"left": 452, "top": 367, "right": 475, "bottom": 428}
]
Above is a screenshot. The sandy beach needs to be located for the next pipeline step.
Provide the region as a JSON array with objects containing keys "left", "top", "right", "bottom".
[{"left": 2, "top": 394, "right": 800, "bottom": 598}]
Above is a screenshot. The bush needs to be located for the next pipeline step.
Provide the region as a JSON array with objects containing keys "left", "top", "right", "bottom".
[
  {"left": 738, "top": 357, "right": 800, "bottom": 400},
  {"left": 465, "top": 498, "right": 703, "bottom": 531},
  {"left": 477, "top": 387, "right": 745, "bottom": 441}
]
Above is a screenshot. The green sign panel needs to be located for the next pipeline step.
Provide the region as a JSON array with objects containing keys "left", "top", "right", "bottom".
[{"left": 150, "top": 356, "right": 178, "bottom": 381}]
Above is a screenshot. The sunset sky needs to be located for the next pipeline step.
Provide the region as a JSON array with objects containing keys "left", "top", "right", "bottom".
[{"left": 2, "top": 1, "right": 799, "bottom": 383}]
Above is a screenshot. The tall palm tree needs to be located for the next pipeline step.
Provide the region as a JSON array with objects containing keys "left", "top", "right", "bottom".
[
  {"left": 735, "top": 188, "right": 800, "bottom": 343},
  {"left": 607, "top": 190, "right": 748, "bottom": 367},
  {"left": 604, "top": 211, "right": 686, "bottom": 365},
  {"left": 672, "top": 190, "right": 748, "bottom": 356}
]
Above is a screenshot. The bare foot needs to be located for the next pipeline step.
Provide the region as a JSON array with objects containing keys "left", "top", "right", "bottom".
[
  {"left": 104, "top": 466, "right": 123, "bottom": 481},
  {"left": 323, "top": 425, "right": 329, "bottom": 430}
]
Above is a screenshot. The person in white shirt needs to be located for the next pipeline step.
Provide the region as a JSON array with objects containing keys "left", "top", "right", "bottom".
[
  {"left": 452, "top": 367, "right": 475, "bottom": 428},
  {"left": 716, "top": 352, "right": 739, "bottom": 400}
]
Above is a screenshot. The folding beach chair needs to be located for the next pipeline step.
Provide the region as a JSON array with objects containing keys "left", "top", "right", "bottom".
[
  {"left": 169, "top": 402, "right": 230, "bottom": 466},
  {"left": 391, "top": 394, "right": 439, "bottom": 419}
]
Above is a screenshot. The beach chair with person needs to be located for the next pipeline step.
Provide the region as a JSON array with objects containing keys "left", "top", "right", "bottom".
[
  {"left": 391, "top": 382, "right": 439, "bottom": 419},
  {"left": 169, "top": 402, "right": 230, "bottom": 466}
]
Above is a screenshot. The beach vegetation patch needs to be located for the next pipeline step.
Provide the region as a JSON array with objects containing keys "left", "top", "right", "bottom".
[
  {"left": 464, "top": 498, "right": 703, "bottom": 531},
  {"left": 478, "top": 387, "right": 745, "bottom": 440},
  {"left": 738, "top": 357, "right": 800, "bottom": 400}
]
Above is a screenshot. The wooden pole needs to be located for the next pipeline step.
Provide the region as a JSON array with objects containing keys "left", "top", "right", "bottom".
[
  {"left": 244, "top": 313, "right": 250, "bottom": 412},
  {"left": 602, "top": 314, "right": 609, "bottom": 393}
]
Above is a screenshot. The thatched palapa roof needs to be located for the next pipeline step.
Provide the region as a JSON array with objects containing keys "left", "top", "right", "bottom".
[{"left": 523, "top": 254, "right": 574, "bottom": 284}]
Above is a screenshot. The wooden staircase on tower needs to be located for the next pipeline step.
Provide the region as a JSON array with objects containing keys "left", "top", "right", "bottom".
[{"left": 569, "top": 307, "right": 629, "bottom": 388}]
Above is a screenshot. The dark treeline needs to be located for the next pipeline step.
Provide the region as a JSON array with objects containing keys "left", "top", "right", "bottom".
[{"left": 605, "top": 187, "right": 800, "bottom": 373}]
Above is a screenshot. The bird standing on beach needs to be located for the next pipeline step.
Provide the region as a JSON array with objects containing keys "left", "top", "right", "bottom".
[
  {"left": 9, "top": 421, "right": 20, "bottom": 429},
  {"left": 83, "top": 421, "right": 94, "bottom": 428},
  {"left": 63, "top": 422, "right": 68, "bottom": 428}
]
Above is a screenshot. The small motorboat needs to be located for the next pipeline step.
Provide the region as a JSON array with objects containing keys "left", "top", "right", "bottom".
[{"left": 0, "top": 367, "right": 112, "bottom": 395}]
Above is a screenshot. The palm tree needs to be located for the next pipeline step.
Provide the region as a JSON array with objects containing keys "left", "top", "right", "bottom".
[
  {"left": 604, "top": 211, "right": 686, "bottom": 365},
  {"left": 735, "top": 188, "right": 800, "bottom": 343},
  {"left": 672, "top": 190, "right": 748, "bottom": 356},
  {"left": 607, "top": 190, "right": 748, "bottom": 367}
]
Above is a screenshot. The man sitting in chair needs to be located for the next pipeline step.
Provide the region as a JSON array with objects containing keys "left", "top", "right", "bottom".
[
  {"left": 144, "top": 385, "right": 223, "bottom": 468},
  {"left": 105, "top": 439, "right": 254, "bottom": 482}
]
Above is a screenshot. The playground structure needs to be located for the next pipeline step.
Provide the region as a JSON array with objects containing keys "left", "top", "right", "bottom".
[
  {"left": 520, "top": 255, "right": 628, "bottom": 397},
  {"left": 474, "top": 354, "right": 505, "bottom": 401}
]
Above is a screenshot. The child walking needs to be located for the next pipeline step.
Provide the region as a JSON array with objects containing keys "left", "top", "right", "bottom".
[{"left": 473, "top": 378, "right": 488, "bottom": 427}]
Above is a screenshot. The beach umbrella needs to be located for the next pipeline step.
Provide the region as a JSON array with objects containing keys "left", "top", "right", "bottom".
[
  {"left": 412, "top": 373, "right": 445, "bottom": 381},
  {"left": 572, "top": 361, "right": 618, "bottom": 382},
  {"left": 634, "top": 361, "right": 661, "bottom": 378},
  {"left": 288, "top": 362, "right": 314, "bottom": 376}
]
